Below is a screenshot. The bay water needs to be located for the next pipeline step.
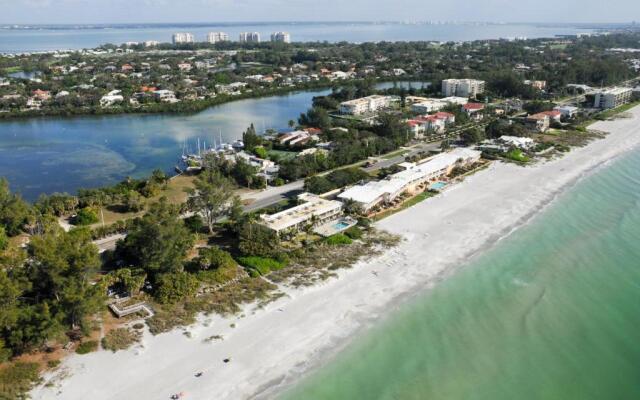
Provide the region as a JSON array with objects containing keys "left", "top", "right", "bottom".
[
  {"left": 281, "top": 147, "right": 640, "bottom": 399},
  {"left": 0, "top": 22, "right": 599, "bottom": 54}
]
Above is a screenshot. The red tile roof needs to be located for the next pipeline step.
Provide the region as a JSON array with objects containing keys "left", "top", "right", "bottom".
[{"left": 463, "top": 103, "right": 484, "bottom": 111}]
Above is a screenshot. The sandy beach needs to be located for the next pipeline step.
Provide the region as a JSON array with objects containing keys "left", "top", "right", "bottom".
[{"left": 31, "top": 106, "right": 640, "bottom": 400}]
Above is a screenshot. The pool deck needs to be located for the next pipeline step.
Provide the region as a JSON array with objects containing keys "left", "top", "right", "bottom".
[{"left": 313, "top": 217, "right": 358, "bottom": 237}]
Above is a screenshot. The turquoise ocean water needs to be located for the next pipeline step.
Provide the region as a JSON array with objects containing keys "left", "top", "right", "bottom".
[{"left": 281, "top": 147, "right": 640, "bottom": 399}]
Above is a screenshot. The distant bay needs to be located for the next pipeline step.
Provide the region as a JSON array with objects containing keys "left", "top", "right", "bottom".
[{"left": 0, "top": 22, "right": 603, "bottom": 54}]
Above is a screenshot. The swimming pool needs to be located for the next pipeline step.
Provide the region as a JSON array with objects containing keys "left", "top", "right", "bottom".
[
  {"left": 334, "top": 221, "right": 351, "bottom": 230},
  {"left": 430, "top": 182, "right": 447, "bottom": 190}
]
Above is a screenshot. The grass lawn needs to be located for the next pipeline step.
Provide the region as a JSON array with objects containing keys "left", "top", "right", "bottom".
[
  {"left": 267, "top": 149, "right": 298, "bottom": 161},
  {"left": 89, "top": 174, "right": 196, "bottom": 228},
  {"left": 3, "top": 66, "right": 22, "bottom": 73},
  {"left": 505, "top": 149, "right": 531, "bottom": 163},
  {"left": 545, "top": 128, "right": 565, "bottom": 135}
]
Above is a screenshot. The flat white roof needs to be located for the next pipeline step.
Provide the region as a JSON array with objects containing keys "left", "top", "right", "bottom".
[
  {"left": 339, "top": 148, "right": 481, "bottom": 206},
  {"left": 597, "top": 87, "right": 632, "bottom": 95},
  {"left": 260, "top": 193, "right": 342, "bottom": 232}
]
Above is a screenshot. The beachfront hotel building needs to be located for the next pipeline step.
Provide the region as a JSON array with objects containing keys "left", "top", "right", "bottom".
[
  {"left": 172, "top": 32, "right": 195, "bottom": 44},
  {"left": 593, "top": 87, "right": 633, "bottom": 109},
  {"left": 339, "top": 95, "right": 395, "bottom": 115},
  {"left": 271, "top": 32, "right": 291, "bottom": 43},
  {"left": 338, "top": 148, "right": 482, "bottom": 213},
  {"left": 207, "top": 32, "right": 229, "bottom": 43},
  {"left": 441, "top": 79, "right": 486, "bottom": 98},
  {"left": 239, "top": 32, "right": 261, "bottom": 43},
  {"left": 258, "top": 193, "right": 343, "bottom": 235}
]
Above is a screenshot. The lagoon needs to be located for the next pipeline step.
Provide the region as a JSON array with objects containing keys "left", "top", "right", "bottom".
[{"left": 0, "top": 88, "right": 330, "bottom": 201}]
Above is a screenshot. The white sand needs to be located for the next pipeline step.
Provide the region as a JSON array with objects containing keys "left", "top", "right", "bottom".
[{"left": 31, "top": 107, "right": 640, "bottom": 400}]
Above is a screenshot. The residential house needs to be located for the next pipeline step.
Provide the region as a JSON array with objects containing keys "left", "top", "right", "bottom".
[
  {"left": 462, "top": 103, "right": 485, "bottom": 120},
  {"left": 553, "top": 105, "right": 579, "bottom": 119},
  {"left": 100, "top": 90, "right": 124, "bottom": 107},
  {"left": 525, "top": 113, "right": 550, "bottom": 132}
]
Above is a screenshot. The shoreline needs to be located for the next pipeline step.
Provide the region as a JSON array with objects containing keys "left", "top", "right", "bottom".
[{"left": 31, "top": 107, "right": 640, "bottom": 400}]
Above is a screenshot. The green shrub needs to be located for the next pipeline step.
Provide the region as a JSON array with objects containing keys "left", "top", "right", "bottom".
[
  {"left": 253, "top": 146, "right": 268, "bottom": 159},
  {"left": 188, "top": 247, "right": 239, "bottom": 285},
  {"left": 237, "top": 256, "right": 287, "bottom": 275},
  {"left": 154, "top": 271, "right": 200, "bottom": 304},
  {"left": 73, "top": 207, "right": 99, "bottom": 226},
  {"left": 101, "top": 328, "right": 141, "bottom": 352},
  {"left": 132, "top": 323, "right": 145, "bottom": 330},
  {"left": 325, "top": 233, "right": 353, "bottom": 246},
  {"left": 183, "top": 215, "right": 205, "bottom": 233},
  {"left": 505, "top": 149, "right": 530, "bottom": 163},
  {"left": 0, "top": 362, "right": 40, "bottom": 399},
  {"left": 76, "top": 340, "right": 98, "bottom": 355},
  {"left": 344, "top": 226, "right": 363, "bottom": 240},
  {"left": 0, "top": 226, "right": 8, "bottom": 251}
]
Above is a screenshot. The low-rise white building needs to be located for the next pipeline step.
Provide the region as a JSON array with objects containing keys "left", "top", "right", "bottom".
[
  {"left": 339, "top": 95, "right": 394, "bottom": 115},
  {"left": 258, "top": 193, "right": 343, "bottom": 235},
  {"left": 339, "top": 148, "right": 481, "bottom": 212},
  {"left": 553, "top": 105, "right": 579, "bottom": 118},
  {"left": 100, "top": 90, "right": 124, "bottom": 107},
  {"left": 498, "top": 136, "right": 535, "bottom": 149},
  {"left": 594, "top": 87, "right": 633, "bottom": 109}
]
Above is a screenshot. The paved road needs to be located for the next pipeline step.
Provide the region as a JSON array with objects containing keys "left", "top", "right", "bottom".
[{"left": 95, "top": 233, "right": 126, "bottom": 253}]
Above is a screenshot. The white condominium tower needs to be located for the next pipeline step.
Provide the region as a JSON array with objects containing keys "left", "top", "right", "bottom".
[
  {"left": 441, "top": 79, "right": 486, "bottom": 98},
  {"left": 271, "top": 32, "right": 291, "bottom": 43},
  {"left": 207, "top": 32, "right": 229, "bottom": 44},
  {"left": 172, "top": 32, "right": 194, "bottom": 44},
  {"left": 239, "top": 32, "right": 261, "bottom": 43}
]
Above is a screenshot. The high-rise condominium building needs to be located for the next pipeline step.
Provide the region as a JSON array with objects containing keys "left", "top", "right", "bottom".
[
  {"left": 441, "top": 79, "right": 486, "bottom": 98},
  {"left": 271, "top": 32, "right": 291, "bottom": 43},
  {"left": 172, "top": 32, "right": 194, "bottom": 44},
  {"left": 207, "top": 32, "right": 229, "bottom": 44},
  {"left": 239, "top": 32, "right": 261, "bottom": 43}
]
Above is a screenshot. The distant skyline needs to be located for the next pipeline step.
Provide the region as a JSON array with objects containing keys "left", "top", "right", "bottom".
[{"left": 0, "top": 0, "right": 638, "bottom": 25}]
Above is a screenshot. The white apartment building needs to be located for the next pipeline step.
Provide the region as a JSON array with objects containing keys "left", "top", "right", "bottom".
[
  {"left": 207, "top": 32, "right": 229, "bottom": 44},
  {"left": 172, "top": 32, "right": 194, "bottom": 44},
  {"left": 144, "top": 41, "right": 160, "bottom": 47},
  {"left": 239, "top": 32, "right": 261, "bottom": 43},
  {"left": 593, "top": 87, "right": 633, "bottom": 109},
  {"left": 258, "top": 193, "right": 343, "bottom": 235},
  {"left": 271, "top": 32, "right": 291, "bottom": 43},
  {"left": 441, "top": 79, "right": 486, "bottom": 98},
  {"left": 339, "top": 148, "right": 482, "bottom": 212},
  {"left": 339, "top": 95, "right": 394, "bottom": 115}
]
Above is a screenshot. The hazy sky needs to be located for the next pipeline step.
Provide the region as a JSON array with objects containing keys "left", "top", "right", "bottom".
[{"left": 1, "top": 0, "right": 638, "bottom": 24}]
